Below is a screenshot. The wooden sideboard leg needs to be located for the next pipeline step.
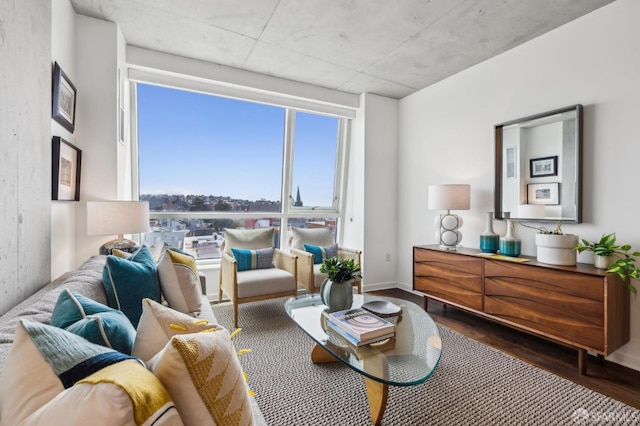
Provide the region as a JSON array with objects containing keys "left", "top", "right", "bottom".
[
  {"left": 597, "top": 354, "right": 605, "bottom": 364},
  {"left": 423, "top": 296, "right": 428, "bottom": 311},
  {"left": 578, "top": 349, "right": 587, "bottom": 375}
]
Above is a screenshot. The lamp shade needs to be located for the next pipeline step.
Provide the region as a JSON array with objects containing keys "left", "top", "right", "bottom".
[
  {"left": 428, "top": 185, "right": 470, "bottom": 211},
  {"left": 87, "top": 201, "right": 150, "bottom": 236}
]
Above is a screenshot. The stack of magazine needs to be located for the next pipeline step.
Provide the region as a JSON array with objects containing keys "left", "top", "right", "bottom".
[{"left": 325, "top": 307, "right": 396, "bottom": 347}]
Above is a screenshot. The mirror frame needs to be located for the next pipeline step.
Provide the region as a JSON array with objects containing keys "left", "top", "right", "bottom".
[{"left": 494, "top": 104, "right": 583, "bottom": 223}]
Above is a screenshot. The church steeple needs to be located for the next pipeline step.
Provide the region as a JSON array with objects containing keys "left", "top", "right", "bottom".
[{"left": 294, "top": 186, "right": 303, "bottom": 207}]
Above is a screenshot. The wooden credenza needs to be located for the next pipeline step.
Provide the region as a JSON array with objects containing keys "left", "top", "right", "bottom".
[{"left": 413, "top": 245, "right": 630, "bottom": 374}]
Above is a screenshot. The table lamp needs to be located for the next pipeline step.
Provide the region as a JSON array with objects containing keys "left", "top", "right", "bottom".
[
  {"left": 428, "top": 184, "right": 470, "bottom": 251},
  {"left": 87, "top": 201, "right": 150, "bottom": 254}
]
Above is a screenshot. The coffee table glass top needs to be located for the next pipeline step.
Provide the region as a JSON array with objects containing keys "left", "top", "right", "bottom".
[{"left": 285, "top": 294, "right": 442, "bottom": 386}]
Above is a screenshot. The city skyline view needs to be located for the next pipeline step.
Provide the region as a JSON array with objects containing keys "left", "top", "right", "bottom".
[{"left": 136, "top": 84, "right": 340, "bottom": 207}]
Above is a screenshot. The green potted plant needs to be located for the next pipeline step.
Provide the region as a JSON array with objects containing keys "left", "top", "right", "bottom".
[
  {"left": 319, "top": 257, "right": 362, "bottom": 312},
  {"left": 575, "top": 233, "right": 639, "bottom": 295},
  {"left": 519, "top": 222, "right": 579, "bottom": 266}
]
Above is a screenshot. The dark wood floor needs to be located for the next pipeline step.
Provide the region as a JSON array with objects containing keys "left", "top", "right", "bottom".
[{"left": 370, "top": 288, "right": 640, "bottom": 410}]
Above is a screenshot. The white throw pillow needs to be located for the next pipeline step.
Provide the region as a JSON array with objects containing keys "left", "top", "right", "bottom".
[
  {"left": 291, "top": 227, "right": 334, "bottom": 250},
  {"left": 223, "top": 228, "right": 274, "bottom": 253}
]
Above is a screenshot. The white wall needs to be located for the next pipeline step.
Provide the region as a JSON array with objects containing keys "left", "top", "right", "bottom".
[
  {"left": 73, "top": 16, "right": 124, "bottom": 267},
  {"left": 51, "top": 0, "right": 77, "bottom": 280},
  {"left": 397, "top": 0, "right": 640, "bottom": 370},
  {"left": 0, "top": 0, "right": 52, "bottom": 315}
]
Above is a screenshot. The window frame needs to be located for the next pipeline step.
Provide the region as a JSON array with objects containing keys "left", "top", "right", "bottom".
[{"left": 130, "top": 79, "right": 352, "bottom": 260}]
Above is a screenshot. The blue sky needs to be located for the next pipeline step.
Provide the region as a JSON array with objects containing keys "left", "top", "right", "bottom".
[{"left": 137, "top": 84, "right": 338, "bottom": 206}]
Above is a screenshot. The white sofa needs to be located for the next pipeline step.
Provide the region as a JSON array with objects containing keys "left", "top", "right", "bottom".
[{"left": 0, "top": 255, "right": 265, "bottom": 425}]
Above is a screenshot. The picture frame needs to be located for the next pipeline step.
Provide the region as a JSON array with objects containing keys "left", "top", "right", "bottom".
[
  {"left": 527, "top": 182, "right": 559, "bottom": 205},
  {"left": 52, "top": 136, "right": 82, "bottom": 201},
  {"left": 530, "top": 155, "right": 558, "bottom": 178},
  {"left": 52, "top": 62, "right": 77, "bottom": 133}
]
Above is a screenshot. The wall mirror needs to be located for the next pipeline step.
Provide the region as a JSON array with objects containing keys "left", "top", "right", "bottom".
[{"left": 494, "top": 104, "right": 583, "bottom": 223}]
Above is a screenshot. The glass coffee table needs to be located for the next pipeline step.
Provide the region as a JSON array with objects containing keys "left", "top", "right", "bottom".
[{"left": 285, "top": 294, "right": 442, "bottom": 425}]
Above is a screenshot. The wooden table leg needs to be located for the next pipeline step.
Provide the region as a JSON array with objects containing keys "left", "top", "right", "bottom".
[
  {"left": 364, "top": 377, "right": 388, "bottom": 426},
  {"left": 578, "top": 348, "right": 587, "bottom": 375},
  {"left": 311, "top": 343, "right": 338, "bottom": 364}
]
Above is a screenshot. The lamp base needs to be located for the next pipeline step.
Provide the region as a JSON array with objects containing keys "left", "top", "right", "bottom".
[
  {"left": 99, "top": 238, "right": 140, "bottom": 256},
  {"left": 436, "top": 213, "right": 463, "bottom": 251}
]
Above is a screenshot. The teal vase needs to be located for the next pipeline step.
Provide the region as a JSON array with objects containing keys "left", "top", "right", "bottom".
[
  {"left": 320, "top": 279, "right": 353, "bottom": 312},
  {"left": 480, "top": 212, "right": 499, "bottom": 253},
  {"left": 499, "top": 219, "right": 521, "bottom": 257}
]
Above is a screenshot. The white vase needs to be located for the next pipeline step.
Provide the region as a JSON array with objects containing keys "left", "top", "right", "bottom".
[
  {"left": 535, "top": 233, "right": 578, "bottom": 266},
  {"left": 594, "top": 255, "right": 613, "bottom": 269},
  {"left": 499, "top": 219, "right": 521, "bottom": 257},
  {"left": 480, "top": 212, "right": 499, "bottom": 253}
]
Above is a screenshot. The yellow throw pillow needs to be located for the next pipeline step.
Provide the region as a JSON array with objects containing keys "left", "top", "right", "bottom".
[
  {"left": 147, "top": 328, "right": 255, "bottom": 426},
  {"left": 132, "top": 298, "right": 219, "bottom": 363},
  {"left": 157, "top": 248, "right": 203, "bottom": 315}
]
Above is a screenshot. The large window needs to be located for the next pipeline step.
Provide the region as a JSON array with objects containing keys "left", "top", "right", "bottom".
[{"left": 134, "top": 83, "right": 349, "bottom": 259}]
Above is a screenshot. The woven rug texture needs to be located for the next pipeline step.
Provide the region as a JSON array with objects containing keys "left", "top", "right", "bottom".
[{"left": 212, "top": 298, "right": 640, "bottom": 426}]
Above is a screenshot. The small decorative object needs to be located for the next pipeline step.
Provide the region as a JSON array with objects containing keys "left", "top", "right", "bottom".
[
  {"left": 52, "top": 62, "right": 77, "bottom": 133},
  {"left": 480, "top": 212, "right": 499, "bottom": 253},
  {"left": 52, "top": 136, "right": 82, "bottom": 201},
  {"left": 575, "top": 233, "right": 640, "bottom": 295},
  {"left": 427, "top": 184, "right": 471, "bottom": 251},
  {"left": 319, "top": 257, "right": 362, "bottom": 312},
  {"left": 361, "top": 300, "right": 402, "bottom": 318},
  {"left": 520, "top": 222, "right": 578, "bottom": 266},
  {"left": 499, "top": 219, "right": 521, "bottom": 257}
]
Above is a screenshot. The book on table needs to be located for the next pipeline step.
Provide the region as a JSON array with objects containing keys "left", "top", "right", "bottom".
[
  {"left": 327, "top": 321, "right": 395, "bottom": 347},
  {"left": 326, "top": 307, "right": 395, "bottom": 341}
]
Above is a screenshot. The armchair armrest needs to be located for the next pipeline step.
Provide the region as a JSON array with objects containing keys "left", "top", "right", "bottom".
[
  {"left": 219, "top": 251, "right": 238, "bottom": 300},
  {"left": 274, "top": 249, "right": 297, "bottom": 279},
  {"left": 291, "top": 248, "right": 314, "bottom": 292},
  {"left": 338, "top": 247, "right": 362, "bottom": 264}
]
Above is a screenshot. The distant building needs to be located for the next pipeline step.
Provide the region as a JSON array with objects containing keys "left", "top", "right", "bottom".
[{"left": 293, "top": 186, "right": 303, "bottom": 207}]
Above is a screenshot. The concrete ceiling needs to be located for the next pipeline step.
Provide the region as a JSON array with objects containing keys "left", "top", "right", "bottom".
[{"left": 69, "top": 0, "right": 614, "bottom": 99}]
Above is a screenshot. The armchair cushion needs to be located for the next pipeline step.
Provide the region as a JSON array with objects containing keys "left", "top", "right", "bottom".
[
  {"left": 291, "top": 227, "right": 333, "bottom": 250},
  {"left": 304, "top": 243, "right": 338, "bottom": 264},
  {"left": 236, "top": 268, "right": 296, "bottom": 299},
  {"left": 232, "top": 247, "right": 275, "bottom": 271},
  {"left": 223, "top": 228, "right": 275, "bottom": 253}
]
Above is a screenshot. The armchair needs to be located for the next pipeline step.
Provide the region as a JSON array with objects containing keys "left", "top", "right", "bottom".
[
  {"left": 219, "top": 228, "right": 298, "bottom": 328},
  {"left": 289, "top": 227, "right": 362, "bottom": 294}
]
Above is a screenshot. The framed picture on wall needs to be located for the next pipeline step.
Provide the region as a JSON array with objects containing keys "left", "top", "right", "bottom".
[
  {"left": 530, "top": 155, "right": 558, "bottom": 178},
  {"left": 52, "top": 62, "right": 77, "bottom": 133},
  {"left": 527, "top": 182, "right": 559, "bottom": 205},
  {"left": 52, "top": 136, "right": 82, "bottom": 201}
]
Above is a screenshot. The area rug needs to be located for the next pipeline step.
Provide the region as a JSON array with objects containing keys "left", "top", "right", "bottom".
[{"left": 212, "top": 298, "right": 640, "bottom": 425}]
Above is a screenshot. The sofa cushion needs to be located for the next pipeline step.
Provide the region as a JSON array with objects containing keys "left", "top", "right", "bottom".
[
  {"left": 51, "top": 289, "right": 136, "bottom": 354},
  {"left": 231, "top": 247, "right": 275, "bottom": 271},
  {"left": 304, "top": 243, "right": 338, "bottom": 264},
  {"left": 147, "top": 327, "right": 255, "bottom": 426},
  {"left": 22, "top": 360, "right": 182, "bottom": 426},
  {"left": 223, "top": 228, "right": 274, "bottom": 253},
  {"left": 0, "top": 320, "right": 137, "bottom": 423},
  {"left": 103, "top": 245, "right": 161, "bottom": 327},
  {"left": 291, "top": 227, "right": 333, "bottom": 250},
  {"left": 132, "top": 298, "right": 219, "bottom": 363},
  {"left": 157, "top": 248, "right": 203, "bottom": 315}
]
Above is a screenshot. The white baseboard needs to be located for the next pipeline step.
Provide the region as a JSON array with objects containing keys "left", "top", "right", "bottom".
[{"left": 606, "top": 338, "right": 640, "bottom": 372}]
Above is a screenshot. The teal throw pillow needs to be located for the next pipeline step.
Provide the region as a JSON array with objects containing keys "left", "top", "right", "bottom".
[
  {"left": 103, "top": 245, "right": 161, "bottom": 327},
  {"left": 304, "top": 243, "right": 338, "bottom": 264},
  {"left": 231, "top": 247, "right": 275, "bottom": 272},
  {"left": 51, "top": 289, "right": 136, "bottom": 355}
]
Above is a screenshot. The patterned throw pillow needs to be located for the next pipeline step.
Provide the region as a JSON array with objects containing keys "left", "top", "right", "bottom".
[
  {"left": 304, "top": 243, "right": 339, "bottom": 264},
  {"left": 51, "top": 289, "right": 136, "bottom": 354},
  {"left": 231, "top": 247, "right": 275, "bottom": 271},
  {"left": 157, "top": 247, "right": 203, "bottom": 315},
  {"left": 147, "top": 328, "right": 255, "bottom": 426},
  {"left": 102, "top": 245, "right": 161, "bottom": 327},
  {"left": 132, "top": 298, "right": 220, "bottom": 363},
  {"left": 0, "top": 320, "right": 178, "bottom": 424}
]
